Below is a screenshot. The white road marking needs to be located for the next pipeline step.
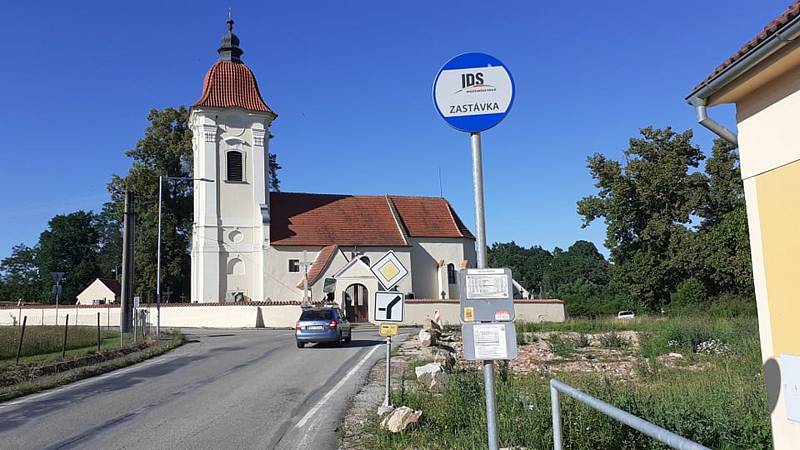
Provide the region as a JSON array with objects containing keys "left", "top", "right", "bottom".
[{"left": 294, "top": 344, "right": 382, "bottom": 429}]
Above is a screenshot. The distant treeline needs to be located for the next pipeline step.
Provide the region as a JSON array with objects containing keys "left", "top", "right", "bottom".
[{"left": 489, "top": 127, "right": 755, "bottom": 317}]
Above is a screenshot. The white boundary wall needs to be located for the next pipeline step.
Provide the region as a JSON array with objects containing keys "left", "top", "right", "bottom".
[{"left": 0, "top": 300, "right": 564, "bottom": 329}]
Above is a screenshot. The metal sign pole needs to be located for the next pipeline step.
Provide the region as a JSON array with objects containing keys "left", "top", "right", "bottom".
[
  {"left": 55, "top": 283, "right": 60, "bottom": 326},
  {"left": 384, "top": 335, "right": 392, "bottom": 407},
  {"left": 471, "top": 131, "right": 499, "bottom": 450}
]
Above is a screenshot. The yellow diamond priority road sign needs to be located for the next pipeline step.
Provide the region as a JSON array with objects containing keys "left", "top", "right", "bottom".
[{"left": 370, "top": 250, "right": 408, "bottom": 290}]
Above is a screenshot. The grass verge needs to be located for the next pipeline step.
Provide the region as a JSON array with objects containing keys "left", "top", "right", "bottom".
[
  {"left": 0, "top": 330, "right": 184, "bottom": 402},
  {"left": 367, "top": 316, "right": 770, "bottom": 450}
]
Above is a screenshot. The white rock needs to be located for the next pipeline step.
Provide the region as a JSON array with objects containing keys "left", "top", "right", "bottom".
[
  {"left": 668, "top": 352, "right": 684, "bottom": 359},
  {"left": 415, "top": 362, "right": 448, "bottom": 391},
  {"left": 377, "top": 405, "right": 395, "bottom": 417},
  {"left": 380, "top": 406, "right": 422, "bottom": 432},
  {"left": 418, "top": 329, "right": 434, "bottom": 347}
]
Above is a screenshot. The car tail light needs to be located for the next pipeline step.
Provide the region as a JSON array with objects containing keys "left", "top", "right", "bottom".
[
  {"left": 329, "top": 320, "right": 338, "bottom": 329},
  {"left": 294, "top": 322, "right": 301, "bottom": 331}
]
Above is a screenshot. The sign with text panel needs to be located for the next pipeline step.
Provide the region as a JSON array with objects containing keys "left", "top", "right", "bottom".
[{"left": 458, "top": 268, "right": 515, "bottom": 322}]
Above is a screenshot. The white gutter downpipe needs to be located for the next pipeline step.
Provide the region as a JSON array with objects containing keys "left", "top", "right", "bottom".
[{"left": 690, "top": 97, "right": 738, "bottom": 147}]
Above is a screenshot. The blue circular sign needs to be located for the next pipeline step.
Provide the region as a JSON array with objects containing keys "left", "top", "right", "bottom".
[{"left": 433, "top": 52, "right": 515, "bottom": 133}]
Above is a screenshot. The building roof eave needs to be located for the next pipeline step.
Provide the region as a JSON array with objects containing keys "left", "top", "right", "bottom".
[{"left": 686, "top": 3, "right": 800, "bottom": 105}]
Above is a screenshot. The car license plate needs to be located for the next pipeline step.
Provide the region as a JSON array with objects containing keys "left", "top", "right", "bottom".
[{"left": 307, "top": 325, "right": 324, "bottom": 331}]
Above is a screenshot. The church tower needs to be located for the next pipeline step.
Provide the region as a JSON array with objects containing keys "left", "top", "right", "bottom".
[{"left": 190, "top": 16, "right": 277, "bottom": 302}]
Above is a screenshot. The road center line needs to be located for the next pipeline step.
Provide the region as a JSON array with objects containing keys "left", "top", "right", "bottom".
[{"left": 294, "top": 343, "right": 382, "bottom": 429}]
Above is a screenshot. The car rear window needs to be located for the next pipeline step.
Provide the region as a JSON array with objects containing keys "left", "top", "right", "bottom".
[{"left": 300, "top": 309, "right": 334, "bottom": 320}]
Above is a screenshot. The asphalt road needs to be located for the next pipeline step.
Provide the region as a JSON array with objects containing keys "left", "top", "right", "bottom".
[{"left": 0, "top": 327, "right": 396, "bottom": 449}]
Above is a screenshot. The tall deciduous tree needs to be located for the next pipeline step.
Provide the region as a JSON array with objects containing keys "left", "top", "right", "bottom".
[
  {"left": 0, "top": 244, "right": 40, "bottom": 301},
  {"left": 701, "top": 139, "right": 744, "bottom": 228},
  {"left": 488, "top": 242, "right": 552, "bottom": 294},
  {"left": 37, "top": 211, "right": 102, "bottom": 303},
  {"left": 577, "top": 127, "right": 707, "bottom": 310}
]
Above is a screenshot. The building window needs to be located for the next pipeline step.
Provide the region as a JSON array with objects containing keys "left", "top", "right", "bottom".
[
  {"left": 360, "top": 255, "right": 371, "bottom": 266},
  {"left": 447, "top": 263, "right": 456, "bottom": 284},
  {"left": 288, "top": 259, "right": 300, "bottom": 272},
  {"left": 227, "top": 150, "right": 244, "bottom": 182}
]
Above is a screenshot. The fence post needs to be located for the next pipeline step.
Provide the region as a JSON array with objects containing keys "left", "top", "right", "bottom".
[
  {"left": 551, "top": 380, "right": 563, "bottom": 450},
  {"left": 97, "top": 312, "right": 101, "bottom": 352},
  {"left": 15, "top": 316, "right": 27, "bottom": 365},
  {"left": 62, "top": 314, "right": 70, "bottom": 358}
]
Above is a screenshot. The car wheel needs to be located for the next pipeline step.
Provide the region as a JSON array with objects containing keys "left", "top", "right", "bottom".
[{"left": 296, "top": 342, "right": 305, "bottom": 349}]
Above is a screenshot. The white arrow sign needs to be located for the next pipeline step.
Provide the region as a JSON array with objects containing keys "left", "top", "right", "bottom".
[{"left": 374, "top": 291, "right": 405, "bottom": 323}]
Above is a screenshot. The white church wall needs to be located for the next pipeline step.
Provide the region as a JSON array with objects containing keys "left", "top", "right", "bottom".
[
  {"left": 0, "top": 300, "right": 564, "bottom": 328},
  {"left": 408, "top": 238, "right": 476, "bottom": 299},
  {"left": 264, "top": 246, "right": 321, "bottom": 301}
]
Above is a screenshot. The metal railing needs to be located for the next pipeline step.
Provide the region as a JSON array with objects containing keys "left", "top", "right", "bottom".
[{"left": 549, "top": 379, "right": 710, "bottom": 450}]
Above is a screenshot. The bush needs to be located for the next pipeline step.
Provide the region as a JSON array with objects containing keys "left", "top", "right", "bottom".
[
  {"left": 548, "top": 334, "right": 577, "bottom": 357},
  {"left": 673, "top": 278, "right": 708, "bottom": 307},
  {"left": 599, "top": 331, "right": 628, "bottom": 348}
]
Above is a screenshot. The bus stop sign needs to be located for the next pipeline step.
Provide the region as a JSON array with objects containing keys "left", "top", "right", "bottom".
[{"left": 458, "top": 268, "right": 515, "bottom": 322}]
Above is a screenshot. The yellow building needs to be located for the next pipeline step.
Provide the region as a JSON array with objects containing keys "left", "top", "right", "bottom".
[{"left": 686, "top": 2, "right": 800, "bottom": 447}]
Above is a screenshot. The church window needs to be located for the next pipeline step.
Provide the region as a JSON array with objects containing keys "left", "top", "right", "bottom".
[
  {"left": 227, "top": 258, "right": 245, "bottom": 276},
  {"left": 227, "top": 150, "right": 244, "bottom": 182},
  {"left": 447, "top": 263, "right": 456, "bottom": 284},
  {"left": 288, "top": 259, "right": 300, "bottom": 272}
]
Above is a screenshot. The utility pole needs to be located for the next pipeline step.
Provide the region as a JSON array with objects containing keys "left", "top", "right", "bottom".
[
  {"left": 120, "top": 190, "right": 135, "bottom": 333},
  {"left": 156, "top": 175, "right": 163, "bottom": 336}
]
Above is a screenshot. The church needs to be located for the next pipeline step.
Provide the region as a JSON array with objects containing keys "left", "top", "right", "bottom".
[{"left": 189, "top": 18, "right": 480, "bottom": 320}]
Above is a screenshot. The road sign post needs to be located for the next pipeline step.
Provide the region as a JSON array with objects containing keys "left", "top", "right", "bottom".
[
  {"left": 434, "top": 52, "right": 515, "bottom": 450},
  {"left": 370, "top": 252, "right": 409, "bottom": 411}
]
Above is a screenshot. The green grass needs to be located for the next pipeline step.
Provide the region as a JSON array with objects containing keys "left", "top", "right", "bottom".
[
  {"left": 0, "top": 330, "right": 184, "bottom": 402},
  {"left": 0, "top": 326, "right": 118, "bottom": 360},
  {"left": 369, "top": 316, "right": 770, "bottom": 449},
  {"left": 547, "top": 334, "right": 577, "bottom": 358}
]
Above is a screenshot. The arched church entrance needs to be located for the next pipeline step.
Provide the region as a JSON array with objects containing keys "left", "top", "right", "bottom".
[{"left": 343, "top": 283, "right": 369, "bottom": 322}]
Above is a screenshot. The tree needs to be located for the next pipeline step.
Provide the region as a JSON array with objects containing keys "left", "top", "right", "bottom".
[
  {"left": 700, "top": 139, "right": 743, "bottom": 228},
  {"left": 36, "top": 211, "right": 102, "bottom": 303},
  {"left": 577, "top": 127, "right": 707, "bottom": 310},
  {"left": 95, "top": 201, "right": 123, "bottom": 279},
  {"left": 107, "top": 106, "right": 281, "bottom": 301},
  {"left": 488, "top": 242, "right": 552, "bottom": 294},
  {"left": 544, "top": 240, "right": 609, "bottom": 296},
  {"left": 0, "top": 244, "right": 40, "bottom": 301}
]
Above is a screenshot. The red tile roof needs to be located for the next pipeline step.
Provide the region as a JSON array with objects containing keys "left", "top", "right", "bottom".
[
  {"left": 695, "top": 1, "right": 800, "bottom": 90},
  {"left": 389, "top": 196, "right": 475, "bottom": 239},
  {"left": 98, "top": 278, "right": 121, "bottom": 296},
  {"left": 194, "top": 60, "right": 275, "bottom": 114},
  {"left": 297, "top": 245, "right": 338, "bottom": 288},
  {"left": 270, "top": 192, "right": 474, "bottom": 247}
]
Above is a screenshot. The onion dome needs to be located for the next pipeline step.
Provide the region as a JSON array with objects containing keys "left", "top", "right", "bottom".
[{"left": 193, "top": 15, "right": 275, "bottom": 114}]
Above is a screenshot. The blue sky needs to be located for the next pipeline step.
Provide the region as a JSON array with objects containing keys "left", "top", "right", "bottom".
[{"left": 0, "top": 0, "right": 790, "bottom": 259}]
